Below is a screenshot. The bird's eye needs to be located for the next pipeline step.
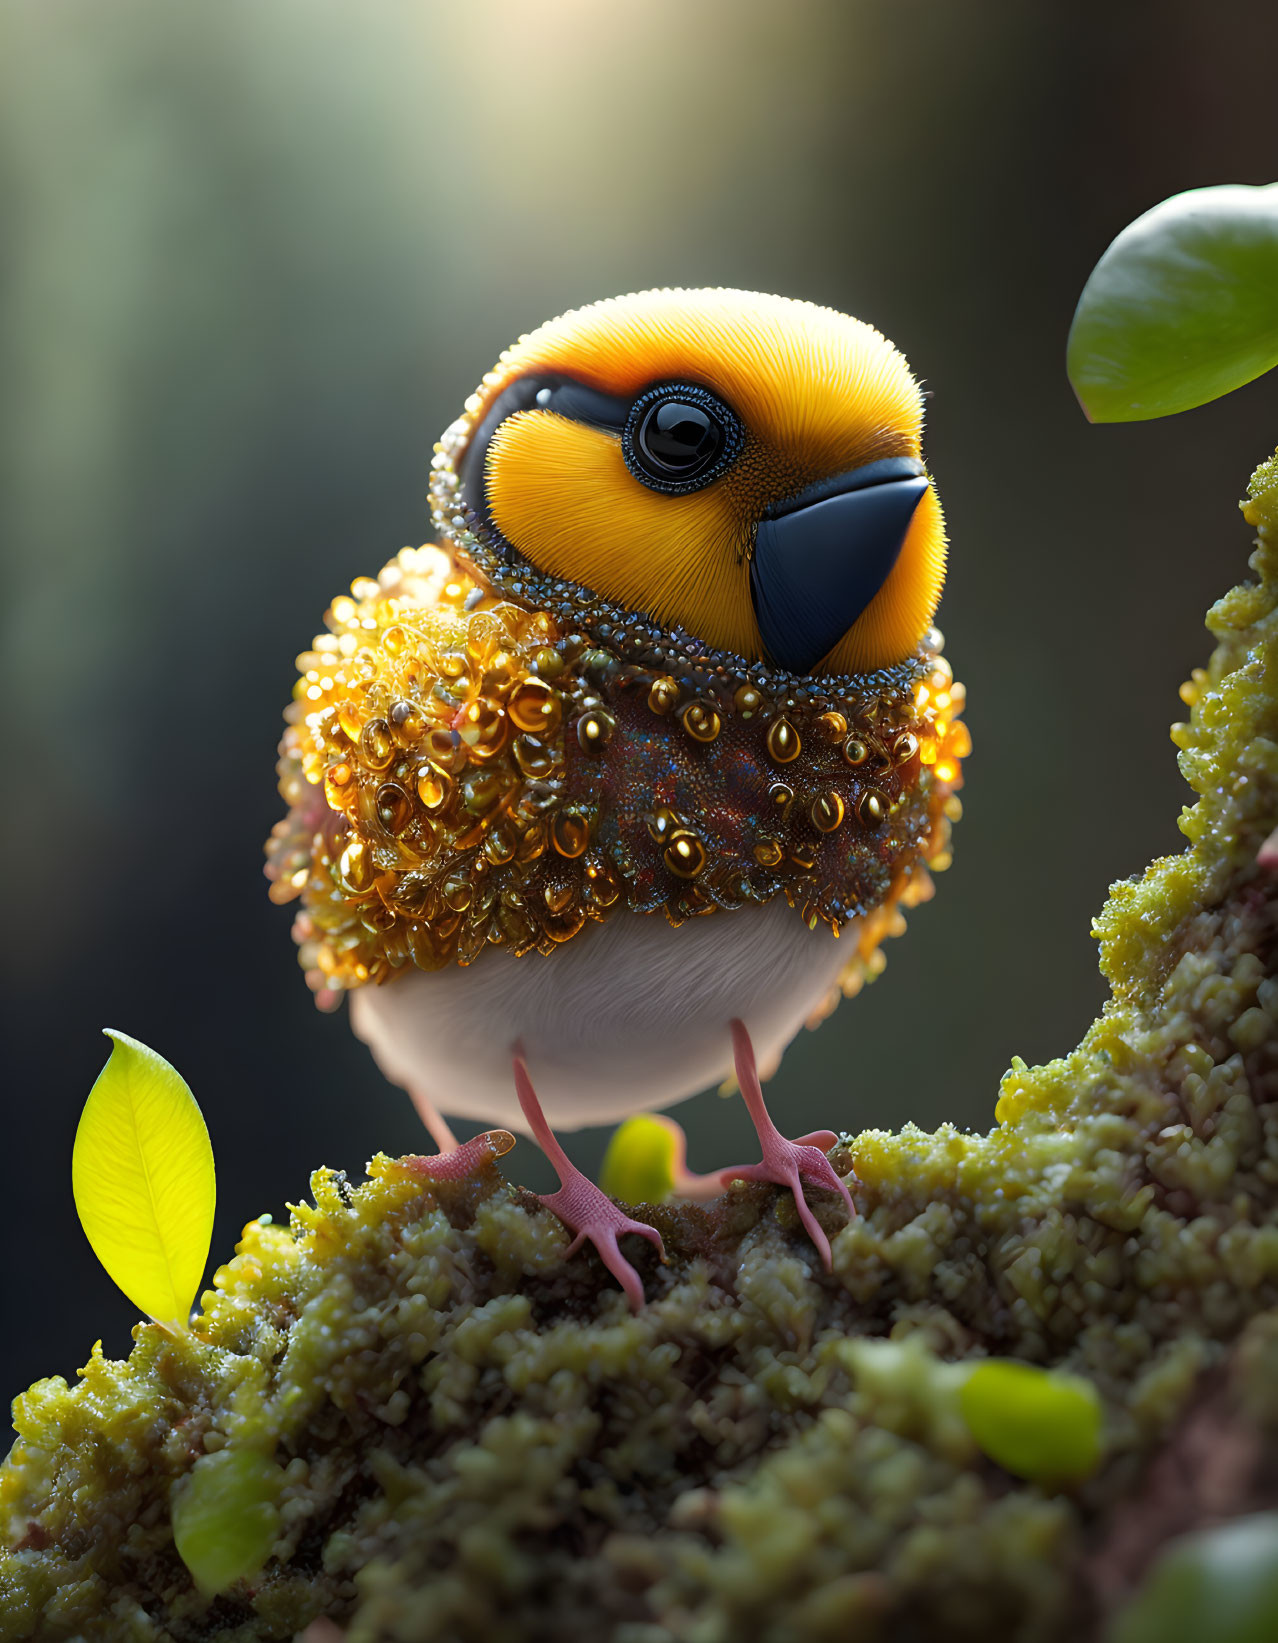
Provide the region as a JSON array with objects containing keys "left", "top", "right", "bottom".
[{"left": 623, "top": 383, "right": 744, "bottom": 495}]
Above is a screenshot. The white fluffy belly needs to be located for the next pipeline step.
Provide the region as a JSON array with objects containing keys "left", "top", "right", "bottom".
[{"left": 349, "top": 898, "right": 849, "bottom": 1132}]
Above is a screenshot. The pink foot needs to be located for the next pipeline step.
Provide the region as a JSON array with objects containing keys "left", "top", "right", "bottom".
[
  {"left": 397, "top": 1129, "right": 516, "bottom": 1180},
  {"left": 715, "top": 1019, "right": 856, "bottom": 1267},
  {"left": 513, "top": 1053, "right": 665, "bottom": 1311}
]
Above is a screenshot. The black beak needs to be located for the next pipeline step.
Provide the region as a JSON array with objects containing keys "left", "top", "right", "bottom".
[{"left": 749, "top": 456, "right": 929, "bottom": 674}]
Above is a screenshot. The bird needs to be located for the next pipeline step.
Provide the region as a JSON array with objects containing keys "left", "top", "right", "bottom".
[{"left": 266, "top": 287, "right": 968, "bottom": 1307}]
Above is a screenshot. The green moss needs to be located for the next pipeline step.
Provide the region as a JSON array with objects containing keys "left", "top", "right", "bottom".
[{"left": 5, "top": 456, "right": 1278, "bottom": 1639}]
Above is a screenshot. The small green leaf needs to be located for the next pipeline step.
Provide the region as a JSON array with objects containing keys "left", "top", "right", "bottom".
[
  {"left": 72, "top": 1029, "right": 216, "bottom": 1328},
  {"left": 959, "top": 1359, "right": 1102, "bottom": 1483},
  {"left": 1108, "top": 1513, "right": 1278, "bottom": 1643},
  {"left": 172, "top": 1449, "right": 284, "bottom": 1595},
  {"left": 599, "top": 1114, "right": 678, "bottom": 1203},
  {"left": 1067, "top": 182, "right": 1278, "bottom": 421}
]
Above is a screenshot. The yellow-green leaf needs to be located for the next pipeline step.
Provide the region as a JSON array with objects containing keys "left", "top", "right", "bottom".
[
  {"left": 959, "top": 1359, "right": 1103, "bottom": 1483},
  {"left": 72, "top": 1029, "right": 216, "bottom": 1328},
  {"left": 599, "top": 1114, "right": 678, "bottom": 1203},
  {"left": 172, "top": 1448, "right": 284, "bottom": 1595}
]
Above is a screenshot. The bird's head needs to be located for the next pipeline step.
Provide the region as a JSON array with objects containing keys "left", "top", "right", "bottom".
[{"left": 436, "top": 287, "right": 945, "bottom": 676}]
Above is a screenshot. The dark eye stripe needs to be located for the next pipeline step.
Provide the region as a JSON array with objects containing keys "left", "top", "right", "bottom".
[{"left": 457, "top": 374, "right": 631, "bottom": 518}]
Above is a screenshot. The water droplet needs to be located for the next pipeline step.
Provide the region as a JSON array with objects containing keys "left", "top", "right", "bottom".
[
  {"left": 647, "top": 676, "right": 679, "bottom": 715},
  {"left": 360, "top": 719, "right": 395, "bottom": 770},
  {"left": 483, "top": 822, "right": 518, "bottom": 865},
  {"left": 513, "top": 735, "right": 559, "bottom": 779},
  {"left": 858, "top": 788, "right": 887, "bottom": 827},
  {"left": 810, "top": 791, "right": 845, "bottom": 833},
  {"left": 508, "top": 679, "right": 563, "bottom": 736},
  {"left": 664, "top": 830, "right": 707, "bottom": 878},
  {"left": 733, "top": 684, "right": 763, "bottom": 719},
  {"left": 766, "top": 718, "right": 801, "bottom": 764},
  {"left": 337, "top": 839, "right": 375, "bottom": 895},
  {"left": 681, "top": 701, "right": 721, "bottom": 743},
  {"left": 577, "top": 709, "right": 615, "bottom": 754},
  {"left": 552, "top": 812, "right": 590, "bottom": 857}
]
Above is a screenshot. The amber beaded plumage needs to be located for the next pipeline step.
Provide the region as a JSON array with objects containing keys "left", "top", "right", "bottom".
[{"left": 265, "top": 541, "right": 967, "bottom": 1011}]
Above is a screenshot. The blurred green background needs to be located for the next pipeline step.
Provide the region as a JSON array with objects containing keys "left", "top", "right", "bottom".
[{"left": 4, "top": 0, "right": 1278, "bottom": 1397}]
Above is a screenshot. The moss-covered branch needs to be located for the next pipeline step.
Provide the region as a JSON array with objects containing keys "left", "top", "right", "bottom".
[{"left": 6, "top": 459, "right": 1278, "bottom": 1641}]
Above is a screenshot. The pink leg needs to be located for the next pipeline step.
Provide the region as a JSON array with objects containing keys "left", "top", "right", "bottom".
[
  {"left": 715, "top": 1018, "right": 856, "bottom": 1267},
  {"left": 513, "top": 1052, "right": 665, "bottom": 1311},
  {"left": 405, "top": 1081, "right": 460, "bottom": 1152}
]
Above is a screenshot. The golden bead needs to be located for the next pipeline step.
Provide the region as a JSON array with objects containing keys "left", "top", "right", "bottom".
[
  {"left": 543, "top": 903, "right": 587, "bottom": 943},
  {"left": 359, "top": 901, "right": 396, "bottom": 934},
  {"left": 513, "top": 734, "right": 559, "bottom": 779},
  {"left": 810, "top": 790, "right": 845, "bottom": 833},
  {"left": 646, "top": 806, "right": 679, "bottom": 844},
  {"left": 584, "top": 860, "right": 620, "bottom": 907},
  {"left": 389, "top": 699, "right": 426, "bottom": 743},
  {"left": 324, "top": 762, "right": 355, "bottom": 811},
  {"left": 734, "top": 684, "right": 764, "bottom": 719},
  {"left": 543, "top": 881, "right": 575, "bottom": 914},
  {"left": 533, "top": 646, "right": 565, "bottom": 679},
  {"left": 337, "top": 703, "right": 364, "bottom": 743},
  {"left": 438, "top": 651, "right": 469, "bottom": 681},
  {"left": 461, "top": 770, "right": 510, "bottom": 816},
  {"left": 767, "top": 781, "right": 795, "bottom": 814},
  {"left": 416, "top": 762, "right": 454, "bottom": 812},
  {"left": 817, "top": 711, "right": 848, "bottom": 743},
  {"left": 483, "top": 821, "right": 518, "bottom": 865},
  {"left": 843, "top": 737, "right": 870, "bottom": 767},
  {"left": 381, "top": 624, "right": 412, "bottom": 658},
  {"left": 858, "top": 788, "right": 887, "bottom": 826},
  {"left": 407, "top": 922, "right": 442, "bottom": 968},
  {"left": 458, "top": 695, "right": 508, "bottom": 759},
  {"left": 577, "top": 709, "right": 616, "bottom": 753},
  {"left": 648, "top": 675, "right": 680, "bottom": 715},
  {"left": 483, "top": 650, "right": 519, "bottom": 694},
  {"left": 376, "top": 782, "right": 413, "bottom": 835},
  {"left": 754, "top": 838, "right": 784, "bottom": 867},
  {"left": 552, "top": 812, "right": 590, "bottom": 857},
  {"left": 441, "top": 873, "right": 472, "bottom": 911},
  {"left": 891, "top": 731, "right": 920, "bottom": 764},
  {"left": 517, "top": 820, "right": 548, "bottom": 861},
  {"left": 790, "top": 842, "right": 817, "bottom": 870},
  {"left": 423, "top": 726, "right": 467, "bottom": 773},
  {"left": 664, "top": 830, "right": 707, "bottom": 878},
  {"left": 337, "top": 838, "right": 375, "bottom": 895},
  {"left": 681, "top": 701, "right": 722, "bottom": 743},
  {"left": 508, "top": 679, "right": 563, "bottom": 736},
  {"left": 360, "top": 718, "right": 395, "bottom": 770},
  {"left": 766, "top": 717, "right": 801, "bottom": 763}
]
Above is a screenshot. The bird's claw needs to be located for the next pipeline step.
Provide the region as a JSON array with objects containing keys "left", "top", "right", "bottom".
[
  {"left": 542, "top": 1185, "right": 666, "bottom": 1312},
  {"left": 513, "top": 1049, "right": 664, "bottom": 1310},
  {"left": 718, "top": 1137, "right": 855, "bottom": 1268},
  {"left": 721, "top": 1019, "right": 857, "bottom": 1269}
]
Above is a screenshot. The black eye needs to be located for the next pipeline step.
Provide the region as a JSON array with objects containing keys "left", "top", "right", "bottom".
[{"left": 623, "top": 383, "right": 744, "bottom": 495}]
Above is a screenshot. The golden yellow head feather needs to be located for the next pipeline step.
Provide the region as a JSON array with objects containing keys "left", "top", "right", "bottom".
[{"left": 462, "top": 288, "right": 946, "bottom": 674}]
